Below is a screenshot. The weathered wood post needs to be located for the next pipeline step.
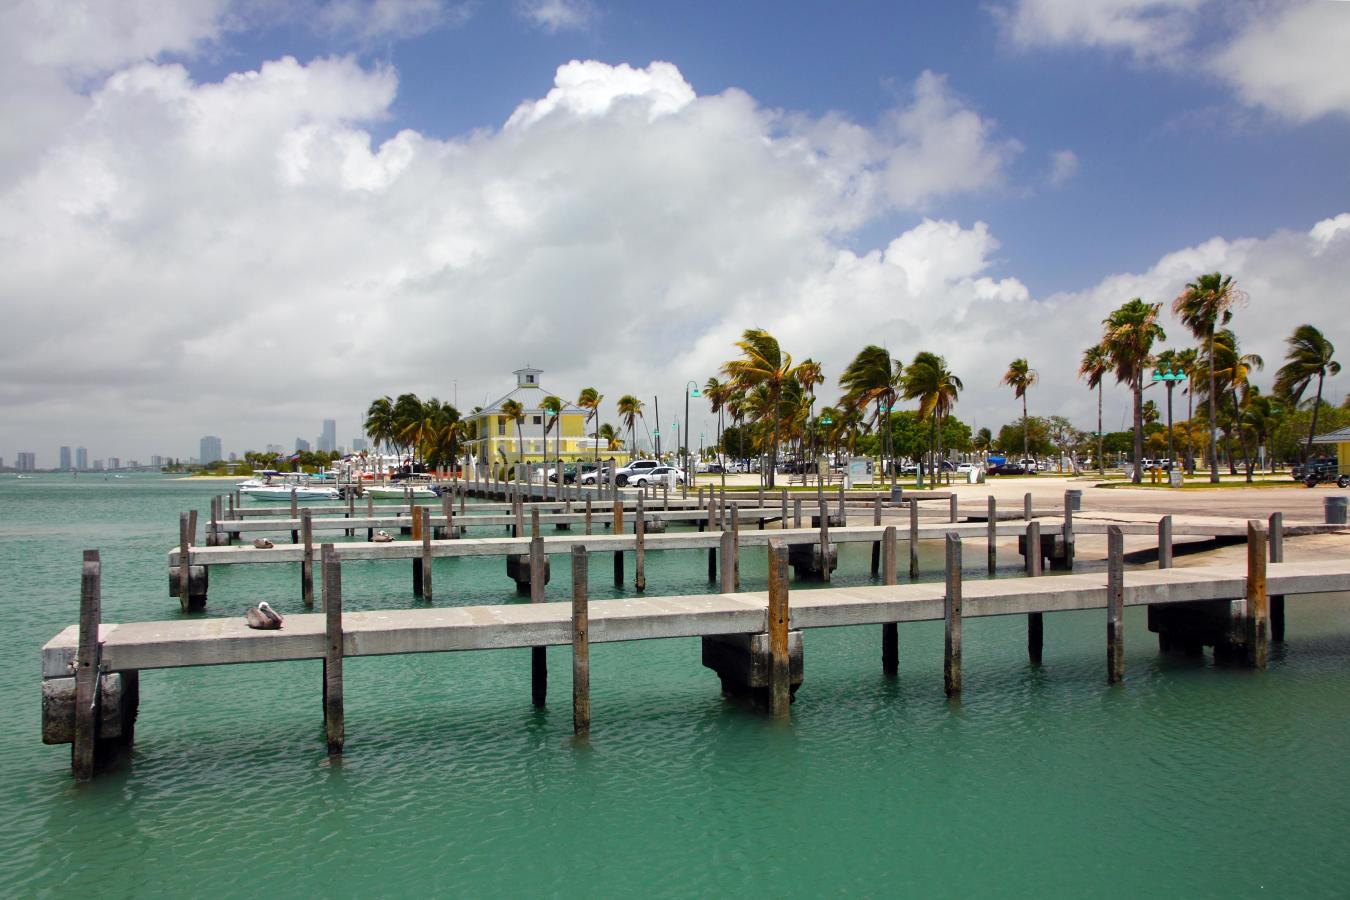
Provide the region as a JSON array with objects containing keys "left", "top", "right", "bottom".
[
  {"left": 227, "top": 491, "right": 235, "bottom": 519},
  {"left": 572, "top": 544, "right": 590, "bottom": 734},
  {"left": 531, "top": 508, "right": 547, "bottom": 706},
  {"left": 837, "top": 483, "right": 846, "bottom": 524},
  {"left": 1023, "top": 492, "right": 1032, "bottom": 522},
  {"left": 1060, "top": 490, "right": 1075, "bottom": 570},
  {"left": 290, "top": 489, "right": 299, "bottom": 531},
  {"left": 208, "top": 496, "right": 219, "bottom": 546},
  {"left": 719, "top": 530, "right": 737, "bottom": 592},
  {"left": 871, "top": 496, "right": 882, "bottom": 575},
  {"left": 781, "top": 489, "right": 789, "bottom": 531},
  {"left": 321, "top": 544, "right": 344, "bottom": 755},
  {"left": 178, "top": 512, "right": 192, "bottom": 611},
  {"left": 1246, "top": 519, "right": 1269, "bottom": 669},
  {"left": 459, "top": 482, "right": 467, "bottom": 516},
  {"left": 346, "top": 492, "right": 355, "bottom": 537},
  {"left": 301, "top": 509, "right": 315, "bottom": 607},
  {"left": 793, "top": 497, "right": 802, "bottom": 529},
  {"left": 731, "top": 503, "right": 742, "bottom": 588},
  {"left": 420, "top": 507, "right": 433, "bottom": 600},
  {"left": 513, "top": 496, "right": 524, "bottom": 538},
  {"left": 817, "top": 501, "right": 831, "bottom": 583},
  {"left": 1026, "top": 520, "right": 1043, "bottom": 665},
  {"left": 949, "top": 494, "right": 958, "bottom": 524},
  {"left": 908, "top": 500, "right": 920, "bottom": 579},
  {"left": 584, "top": 499, "right": 593, "bottom": 536},
  {"left": 73, "top": 549, "right": 101, "bottom": 781},
  {"left": 1158, "top": 515, "right": 1173, "bottom": 569},
  {"left": 758, "top": 483, "right": 765, "bottom": 510},
  {"left": 882, "top": 525, "right": 898, "bottom": 675},
  {"left": 612, "top": 500, "right": 624, "bottom": 587},
  {"left": 1269, "top": 512, "right": 1284, "bottom": 642},
  {"left": 944, "top": 533, "right": 962, "bottom": 698},
  {"left": 987, "top": 495, "right": 997, "bottom": 573},
  {"left": 767, "top": 539, "right": 791, "bottom": 719},
  {"left": 1107, "top": 525, "right": 1124, "bottom": 684},
  {"left": 634, "top": 494, "right": 647, "bottom": 592}
]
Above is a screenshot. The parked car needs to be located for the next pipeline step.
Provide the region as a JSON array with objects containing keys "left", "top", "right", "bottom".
[
  {"left": 988, "top": 462, "right": 1028, "bottom": 476},
  {"left": 579, "top": 465, "right": 615, "bottom": 485},
  {"left": 1019, "top": 458, "right": 1039, "bottom": 473},
  {"left": 956, "top": 462, "right": 978, "bottom": 474},
  {"left": 546, "top": 463, "right": 578, "bottom": 484},
  {"left": 629, "top": 465, "right": 686, "bottom": 487},
  {"left": 614, "top": 459, "right": 661, "bottom": 486}
]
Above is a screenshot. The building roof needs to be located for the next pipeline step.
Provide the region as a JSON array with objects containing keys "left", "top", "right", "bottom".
[
  {"left": 466, "top": 368, "right": 580, "bottom": 419},
  {"left": 1311, "top": 426, "right": 1350, "bottom": 444}
]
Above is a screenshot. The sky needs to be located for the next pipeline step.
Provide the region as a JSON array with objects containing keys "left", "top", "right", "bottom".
[{"left": 2, "top": 0, "right": 1348, "bottom": 464}]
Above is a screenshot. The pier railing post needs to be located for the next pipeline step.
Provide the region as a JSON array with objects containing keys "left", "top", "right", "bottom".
[
  {"left": 301, "top": 509, "right": 314, "bottom": 607},
  {"left": 612, "top": 500, "right": 624, "bottom": 587},
  {"left": 719, "top": 530, "right": 736, "bottom": 593},
  {"left": 817, "top": 501, "right": 831, "bottom": 583},
  {"left": 1024, "top": 492, "right": 1032, "bottom": 522},
  {"left": 585, "top": 499, "right": 593, "bottom": 536},
  {"left": 987, "top": 495, "right": 997, "bottom": 574},
  {"left": 178, "top": 513, "right": 191, "bottom": 612},
  {"left": 944, "top": 533, "right": 962, "bottom": 698},
  {"left": 793, "top": 497, "right": 802, "bottom": 529},
  {"left": 949, "top": 493, "right": 958, "bottom": 524},
  {"left": 908, "top": 500, "right": 919, "bottom": 579},
  {"left": 571, "top": 545, "right": 590, "bottom": 734},
  {"left": 1246, "top": 520, "right": 1268, "bottom": 669},
  {"left": 767, "top": 539, "right": 791, "bottom": 718},
  {"left": 871, "top": 497, "right": 882, "bottom": 575},
  {"left": 1026, "top": 520, "right": 1043, "bottom": 665},
  {"left": 781, "top": 489, "right": 789, "bottom": 531},
  {"left": 1061, "top": 490, "right": 1074, "bottom": 570},
  {"left": 1107, "top": 525, "right": 1124, "bottom": 684},
  {"left": 420, "top": 508, "right": 433, "bottom": 600},
  {"left": 731, "top": 503, "right": 741, "bottom": 589},
  {"left": 73, "top": 549, "right": 102, "bottom": 781},
  {"left": 321, "top": 544, "right": 344, "bottom": 755},
  {"left": 882, "top": 525, "right": 898, "bottom": 675},
  {"left": 531, "top": 508, "right": 547, "bottom": 706},
  {"left": 1158, "top": 515, "right": 1173, "bottom": 569},
  {"left": 1269, "top": 512, "right": 1284, "bottom": 642}
]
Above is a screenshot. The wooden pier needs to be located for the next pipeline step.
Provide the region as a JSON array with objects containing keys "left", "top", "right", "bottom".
[{"left": 43, "top": 518, "right": 1350, "bottom": 780}]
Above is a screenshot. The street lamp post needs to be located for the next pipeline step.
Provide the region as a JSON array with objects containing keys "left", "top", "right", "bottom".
[
  {"left": 819, "top": 413, "right": 833, "bottom": 485},
  {"left": 684, "top": 381, "right": 701, "bottom": 485},
  {"left": 1151, "top": 367, "right": 1187, "bottom": 475}
]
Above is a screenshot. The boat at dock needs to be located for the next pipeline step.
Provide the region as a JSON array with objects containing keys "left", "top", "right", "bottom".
[
  {"left": 237, "top": 470, "right": 340, "bottom": 502},
  {"left": 363, "top": 482, "right": 439, "bottom": 500}
]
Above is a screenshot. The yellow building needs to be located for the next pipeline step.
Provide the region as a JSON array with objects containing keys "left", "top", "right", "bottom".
[
  {"left": 463, "top": 367, "right": 598, "bottom": 472},
  {"left": 1312, "top": 426, "right": 1350, "bottom": 471}
]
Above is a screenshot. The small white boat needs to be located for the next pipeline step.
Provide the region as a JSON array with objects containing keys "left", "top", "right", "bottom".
[
  {"left": 364, "top": 483, "right": 438, "bottom": 500},
  {"left": 241, "top": 484, "right": 341, "bottom": 502}
]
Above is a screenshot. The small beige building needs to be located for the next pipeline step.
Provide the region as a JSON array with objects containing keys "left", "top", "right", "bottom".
[{"left": 462, "top": 368, "right": 598, "bottom": 472}]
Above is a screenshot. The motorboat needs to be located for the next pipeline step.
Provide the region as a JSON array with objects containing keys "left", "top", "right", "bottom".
[
  {"left": 363, "top": 482, "right": 438, "bottom": 500},
  {"left": 238, "top": 471, "right": 340, "bottom": 502}
]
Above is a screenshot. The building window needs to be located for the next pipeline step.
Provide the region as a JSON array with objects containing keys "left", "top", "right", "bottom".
[
  {"left": 497, "top": 418, "right": 506, "bottom": 436},
  {"left": 527, "top": 375, "right": 535, "bottom": 384},
  {"left": 532, "top": 415, "right": 542, "bottom": 425}
]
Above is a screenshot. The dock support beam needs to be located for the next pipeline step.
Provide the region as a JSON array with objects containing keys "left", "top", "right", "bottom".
[
  {"left": 1246, "top": 520, "right": 1268, "bottom": 669},
  {"left": 420, "top": 507, "right": 433, "bottom": 600},
  {"left": 531, "top": 509, "right": 547, "bottom": 706},
  {"left": 909, "top": 501, "right": 919, "bottom": 579},
  {"left": 881, "top": 525, "right": 898, "bottom": 675},
  {"left": 767, "top": 540, "right": 791, "bottom": 718},
  {"left": 944, "top": 534, "right": 962, "bottom": 698},
  {"left": 73, "top": 550, "right": 101, "bottom": 781},
  {"left": 322, "top": 544, "right": 344, "bottom": 755},
  {"left": 1107, "top": 525, "right": 1124, "bottom": 684},
  {"left": 571, "top": 545, "right": 589, "bottom": 735},
  {"left": 301, "top": 509, "right": 314, "bottom": 607},
  {"left": 719, "top": 530, "right": 737, "bottom": 593},
  {"left": 987, "top": 496, "right": 997, "bottom": 573},
  {"left": 635, "top": 495, "right": 646, "bottom": 592},
  {"left": 1026, "top": 520, "right": 1043, "bottom": 665},
  {"left": 1158, "top": 515, "right": 1173, "bottom": 570},
  {"left": 1269, "top": 512, "right": 1284, "bottom": 642}
]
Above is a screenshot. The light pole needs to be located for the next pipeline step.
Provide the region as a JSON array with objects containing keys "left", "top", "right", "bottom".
[
  {"left": 684, "top": 381, "right": 701, "bottom": 484},
  {"left": 819, "top": 413, "right": 833, "bottom": 485},
  {"left": 1151, "top": 367, "right": 1186, "bottom": 474}
]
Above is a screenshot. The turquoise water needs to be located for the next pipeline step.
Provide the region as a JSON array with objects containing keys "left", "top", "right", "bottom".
[{"left": 3, "top": 475, "right": 1350, "bottom": 896}]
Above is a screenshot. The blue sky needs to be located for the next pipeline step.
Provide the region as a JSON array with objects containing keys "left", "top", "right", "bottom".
[{"left": 2, "top": 0, "right": 1348, "bottom": 461}]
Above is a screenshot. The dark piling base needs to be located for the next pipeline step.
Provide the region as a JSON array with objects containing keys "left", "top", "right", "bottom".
[
  {"left": 506, "top": 554, "right": 551, "bottom": 594},
  {"left": 168, "top": 566, "right": 209, "bottom": 612},
  {"left": 788, "top": 544, "right": 838, "bottom": 580},
  {"left": 701, "top": 632, "right": 803, "bottom": 709},
  {"left": 1018, "top": 533, "right": 1075, "bottom": 571},
  {"left": 1148, "top": 600, "right": 1245, "bottom": 660}
]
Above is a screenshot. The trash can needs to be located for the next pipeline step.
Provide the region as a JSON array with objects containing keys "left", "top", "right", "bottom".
[
  {"left": 1065, "top": 489, "right": 1083, "bottom": 512},
  {"left": 1168, "top": 470, "right": 1183, "bottom": 488},
  {"left": 890, "top": 485, "right": 902, "bottom": 502},
  {"left": 967, "top": 467, "right": 979, "bottom": 484},
  {"left": 1326, "top": 496, "right": 1348, "bottom": 525}
]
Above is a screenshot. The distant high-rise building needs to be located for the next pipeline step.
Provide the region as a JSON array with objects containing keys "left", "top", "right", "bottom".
[
  {"left": 59, "top": 446, "right": 72, "bottom": 470},
  {"left": 76, "top": 447, "right": 88, "bottom": 470},
  {"left": 200, "top": 435, "right": 222, "bottom": 464},
  {"left": 295, "top": 438, "right": 311, "bottom": 453},
  {"left": 127, "top": 460, "right": 140, "bottom": 468},
  {"left": 266, "top": 444, "right": 283, "bottom": 456},
  {"left": 352, "top": 437, "right": 369, "bottom": 452},
  {"left": 108, "top": 457, "right": 120, "bottom": 470},
  {"left": 319, "top": 419, "right": 337, "bottom": 453},
  {"left": 150, "top": 454, "right": 165, "bottom": 468},
  {"left": 17, "top": 452, "right": 36, "bottom": 471}
]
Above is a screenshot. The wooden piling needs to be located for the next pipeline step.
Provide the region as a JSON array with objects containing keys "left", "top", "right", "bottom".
[
  {"left": 1027, "top": 520, "right": 1043, "bottom": 665},
  {"left": 949, "top": 494, "right": 958, "bottom": 523},
  {"left": 908, "top": 501, "right": 919, "bottom": 579},
  {"left": 346, "top": 492, "right": 355, "bottom": 537},
  {"left": 781, "top": 489, "right": 789, "bottom": 531},
  {"left": 818, "top": 501, "right": 831, "bottom": 583},
  {"left": 1246, "top": 520, "right": 1268, "bottom": 669},
  {"left": 73, "top": 549, "right": 101, "bottom": 781},
  {"left": 793, "top": 497, "right": 802, "bottom": 529},
  {"left": 1107, "top": 525, "right": 1124, "bottom": 684},
  {"left": 178, "top": 513, "right": 191, "bottom": 612},
  {"left": 987, "top": 495, "right": 997, "bottom": 573},
  {"left": 290, "top": 489, "right": 299, "bottom": 522},
  {"left": 1158, "top": 515, "right": 1173, "bottom": 569},
  {"left": 719, "top": 530, "right": 736, "bottom": 593},
  {"left": 584, "top": 499, "right": 593, "bottom": 535},
  {"left": 767, "top": 539, "right": 791, "bottom": 719},
  {"left": 944, "top": 534, "right": 962, "bottom": 698},
  {"left": 837, "top": 484, "right": 846, "bottom": 524},
  {"left": 1061, "top": 491, "right": 1074, "bottom": 569},
  {"left": 321, "top": 544, "right": 344, "bottom": 755},
  {"left": 1024, "top": 492, "right": 1032, "bottom": 521},
  {"left": 572, "top": 545, "right": 590, "bottom": 735},
  {"left": 612, "top": 500, "right": 624, "bottom": 587},
  {"left": 301, "top": 509, "right": 315, "bottom": 607},
  {"left": 531, "top": 509, "right": 547, "bottom": 707},
  {"left": 882, "top": 525, "right": 898, "bottom": 675},
  {"left": 871, "top": 497, "right": 882, "bottom": 575},
  {"left": 635, "top": 494, "right": 647, "bottom": 592},
  {"left": 420, "top": 508, "right": 433, "bottom": 600},
  {"left": 1269, "top": 512, "right": 1284, "bottom": 642},
  {"left": 731, "top": 504, "right": 741, "bottom": 589}
]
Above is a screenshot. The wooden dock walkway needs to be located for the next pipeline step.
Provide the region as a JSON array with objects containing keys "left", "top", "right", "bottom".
[{"left": 43, "top": 518, "right": 1350, "bottom": 780}]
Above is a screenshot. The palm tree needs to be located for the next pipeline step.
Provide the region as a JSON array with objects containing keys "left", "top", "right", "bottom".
[
  {"left": 1101, "top": 298, "right": 1166, "bottom": 484},
  {"left": 795, "top": 358, "right": 825, "bottom": 468},
  {"left": 598, "top": 423, "right": 619, "bottom": 451},
  {"left": 364, "top": 395, "right": 395, "bottom": 459},
  {"left": 840, "top": 345, "right": 903, "bottom": 485},
  {"left": 1210, "top": 328, "right": 1264, "bottom": 482},
  {"left": 1001, "top": 358, "right": 1037, "bottom": 461},
  {"left": 1174, "top": 272, "right": 1245, "bottom": 482},
  {"left": 617, "top": 395, "right": 644, "bottom": 460},
  {"left": 500, "top": 399, "right": 525, "bottom": 471},
  {"left": 541, "top": 395, "right": 564, "bottom": 474},
  {"left": 577, "top": 387, "right": 603, "bottom": 470},
  {"left": 1274, "top": 324, "right": 1341, "bottom": 463},
  {"left": 721, "top": 328, "right": 804, "bottom": 488},
  {"left": 1079, "top": 344, "right": 1109, "bottom": 475},
  {"left": 900, "top": 351, "right": 963, "bottom": 484},
  {"left": 703, "top": 376, "right": 731, "bottom": 488}
]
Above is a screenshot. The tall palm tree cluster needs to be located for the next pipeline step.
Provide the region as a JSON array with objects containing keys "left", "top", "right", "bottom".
[
  {"left": 1075, "top": 271, "right": 1340, "bottom": 484},
  {"left": 709, "top": 329, "right": 962, "bottom": 487},
  {"left": 364, "top": 394, "right": 463, "bottom": 470}
]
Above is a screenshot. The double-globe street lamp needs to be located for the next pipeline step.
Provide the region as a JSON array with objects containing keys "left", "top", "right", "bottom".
[{"left": 684, "top": 380, "right": 701, "bottom": 485}]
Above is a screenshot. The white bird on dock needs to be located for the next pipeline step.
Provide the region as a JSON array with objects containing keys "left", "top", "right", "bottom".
[
  {"left": 373, "top": 530, "right": 394, "bottom": 543},
  {"left": 253, "top": 538, "right": 275, "bottom": 549},
  {"left": 245, "top": 601, "right": 283, "bottom": 630}
]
